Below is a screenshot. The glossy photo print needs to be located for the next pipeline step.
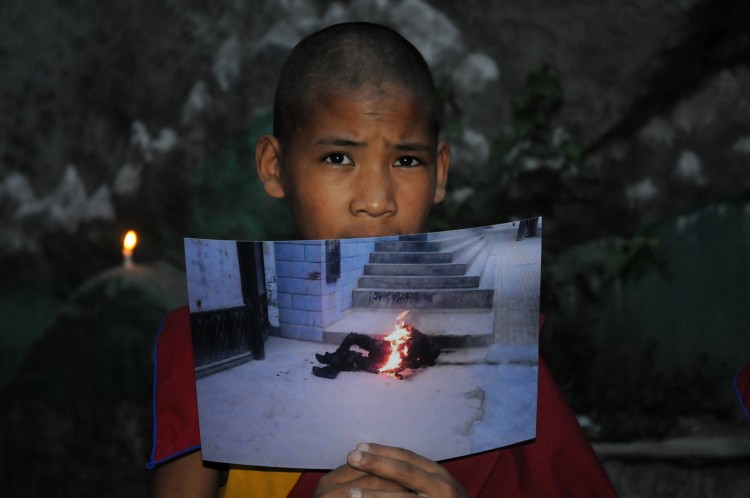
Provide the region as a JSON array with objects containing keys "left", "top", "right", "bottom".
[{"left": 184, "top": 220, "right": 542, "bottom": 469}]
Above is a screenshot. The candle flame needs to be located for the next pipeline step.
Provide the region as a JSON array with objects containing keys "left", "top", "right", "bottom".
[{"left": 123, "top": 230, "right": 138, "bottom": 254}]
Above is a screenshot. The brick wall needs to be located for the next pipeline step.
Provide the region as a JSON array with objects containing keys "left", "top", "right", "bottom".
[
  {"left": 331, "top": 238, "right": 378, "bottom": 319},
  {"left": 274, "top": 241, "right": 325, "bottom": 341},
  {"left": 274, "top": 237, "right": 391, "bottom": 342}
]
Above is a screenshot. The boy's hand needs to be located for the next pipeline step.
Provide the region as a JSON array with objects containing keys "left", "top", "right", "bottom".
[
  {"left": 327, "top": 443, "right": 471, "bottom": 498},
  {"left": 313, "top": 461, "right": 408, "bottom": 498}
]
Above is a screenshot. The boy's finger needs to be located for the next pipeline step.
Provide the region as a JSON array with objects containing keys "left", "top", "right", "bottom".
[
  {"left": 347, "top": 443, "right": 470, "bottom": 498},
  {"left": 319, "top": 463, "right": 368, "bottom": 485},
  {"left": 354, "top": 443, "right": 445, "bottom": 475},
  {"left": 350, "top": 474, "right": 409, "bottom": 493},
  {"left": 347, "top": 444, "right": 438, "bottom": 491},
  {"left": 314, "top": 463, "right": 408, "bottom": 498}
]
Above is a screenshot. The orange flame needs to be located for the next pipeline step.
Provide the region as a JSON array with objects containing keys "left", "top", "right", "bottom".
[
  {"left": 378, "top": 310, "right": 412, "bottom": 376},
  {"left": 122, "top": 230, "right": 138, "bottom": 256}
]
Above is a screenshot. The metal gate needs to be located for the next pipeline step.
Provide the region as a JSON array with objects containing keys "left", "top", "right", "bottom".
[{"left": 191, "top": 241, "right": 269, "bottom": 378}]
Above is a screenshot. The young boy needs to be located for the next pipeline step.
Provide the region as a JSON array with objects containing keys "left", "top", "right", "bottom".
[{"left": 148, "top": 22, "right": 617, "bottom": 498}]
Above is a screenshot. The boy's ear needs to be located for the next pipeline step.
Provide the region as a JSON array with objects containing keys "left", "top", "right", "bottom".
[
  {"left": 433, "top": 141, "right": 451, "bottom": 204},
  {"left": 256, "top": 134, "right": 286, "bottom": 199}
]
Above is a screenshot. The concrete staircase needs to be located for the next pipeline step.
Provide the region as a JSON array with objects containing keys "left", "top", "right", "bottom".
[
  {"left": 323, "top": 229, "right": 496, "bottom": 347},
  {"left": 352, "top": 230, "right": 493, "bottom": 309}
]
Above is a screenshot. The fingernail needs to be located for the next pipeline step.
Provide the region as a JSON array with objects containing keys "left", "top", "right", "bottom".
[
  {"left": 349, "top": 489, "right": 362, "bottom": 498},
  {"left": 356, "top": 442, "right": 370, "bottom": 452},
  {"left": 349, "top": 450, "right": 362, "bottom": 464}
]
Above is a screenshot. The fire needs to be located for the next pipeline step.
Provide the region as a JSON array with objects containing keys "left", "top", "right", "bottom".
[
  {"left": 122, "top": 230, "right": 138, "bottom": 255},
  {"left": 122, "top": 230, "right": 138, "bottom": 267},
  {"left": 378, "top": 310, "right": 413, "bottom": 377}
]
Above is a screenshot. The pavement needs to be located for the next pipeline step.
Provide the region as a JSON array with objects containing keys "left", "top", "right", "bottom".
[
  {"left": 484, "top": 223, "right": 541, "bottom": 345},
  {"left": 196, "top": 335, "right": 538, "bottom": 469}
]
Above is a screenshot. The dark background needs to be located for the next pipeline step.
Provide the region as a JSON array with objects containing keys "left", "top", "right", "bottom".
[{"left": 1, "top": 0, "right": 749, "bottom": 496}]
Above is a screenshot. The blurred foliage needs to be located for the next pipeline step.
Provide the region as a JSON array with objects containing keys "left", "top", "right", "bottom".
[
  {"left": 430, "top": 64, "right": 598, "bottom": 232},
  {"left": 188, "top": 111, "right": 296, "bottom": 241},
  {"left": 432, "top": 63, "right": 668, "bottom": 313},
  {"left": 544, "top": 235, "right": 668, "bottom": 309},
  {"left": 436, "top": 77, "right": 465, "bottom": 145}
]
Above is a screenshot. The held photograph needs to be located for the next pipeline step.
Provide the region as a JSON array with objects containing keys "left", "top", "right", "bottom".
[{"left": 185, "top": 219, "right": 542, "bottom": 469}]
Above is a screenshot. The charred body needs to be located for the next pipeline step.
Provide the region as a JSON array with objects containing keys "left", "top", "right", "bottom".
[{"left": 312, "top": 329, "right": 441, "bottom": 380}]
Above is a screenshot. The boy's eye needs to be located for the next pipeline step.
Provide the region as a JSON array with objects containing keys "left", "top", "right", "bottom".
[
  {"left": 323, "top": 153, "right": 354, "bottom": 165},
  {"left": 394, "top": 156, "right": 423, "bottom": 167}
]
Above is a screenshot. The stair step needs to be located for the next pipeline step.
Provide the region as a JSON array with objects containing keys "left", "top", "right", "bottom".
[
  {"left": 398, "top": 233, "right": 429, "bottom": 241},
  {"left": 369, "top": 235, "right": 480, "bottom": 264},
  {"left": 374, "top": 240, "right": 444, "bottom": 252},
  {"left": 322, "top": 309, "right": 495, "bottom": 348},
  {"left": 364, "top": 263, "right": 468, "bottom": 276},
  {"left": 465, "top": 239, "right": 491, "bottom": 286},
  {"left": 399, "top": 229, "right": 483, "bottom": 242},
  {"left": 352, "top": 288, "right": 494, "bottom": 309},
  {"left": 374, "top": 234, "right": 467, "bottom": 253},
  {"left": 369, "top": 251, "right": 453, "bottom": 264},
  {"left": 357, "top": 275, "right": 480, "bottom": 289}
]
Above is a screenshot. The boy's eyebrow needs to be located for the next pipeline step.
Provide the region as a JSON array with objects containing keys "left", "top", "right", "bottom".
[
  {"left": 316, "top": 137, "right": 433, "bottom": 152},
  {"left": 316, "top": 137, "right": 365, "bottom": 147},
  {"left": 394, "top": 142, "right": 433, "bottom": 153}
]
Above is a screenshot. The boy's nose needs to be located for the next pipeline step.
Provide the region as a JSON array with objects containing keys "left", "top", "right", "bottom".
[{"left": 350, "top": 167, "right": 397, "bottom": 217}]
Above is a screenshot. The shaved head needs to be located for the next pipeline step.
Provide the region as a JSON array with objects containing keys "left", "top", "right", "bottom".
[{"left": 274, "top": 22, "right": 439, "bottom": 142}]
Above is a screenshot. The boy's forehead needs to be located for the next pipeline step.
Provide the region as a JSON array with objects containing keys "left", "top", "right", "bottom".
[
  {"left": 316, "top": 81, "right": 424, "bottom": 110},
  {"left": 294, "top": 82, "right": 436, "bottom": 138}
]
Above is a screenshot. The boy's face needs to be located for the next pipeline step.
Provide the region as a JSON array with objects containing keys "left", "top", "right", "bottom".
[{"left": 257, "top": 83, "right": 450, "bottom": 240}]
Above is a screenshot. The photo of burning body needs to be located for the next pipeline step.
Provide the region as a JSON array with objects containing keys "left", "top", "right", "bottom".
[
  {"left": 312, "top": 311, "right": 441, "bottom": 380},
  {"left": 185, "top": 220, "right": 542, "bottom": 469}
]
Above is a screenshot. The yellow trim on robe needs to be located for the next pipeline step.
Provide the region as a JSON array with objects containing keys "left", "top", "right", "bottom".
[{"left": 218, "top": 469, "right": 301, "bottom": 498}]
